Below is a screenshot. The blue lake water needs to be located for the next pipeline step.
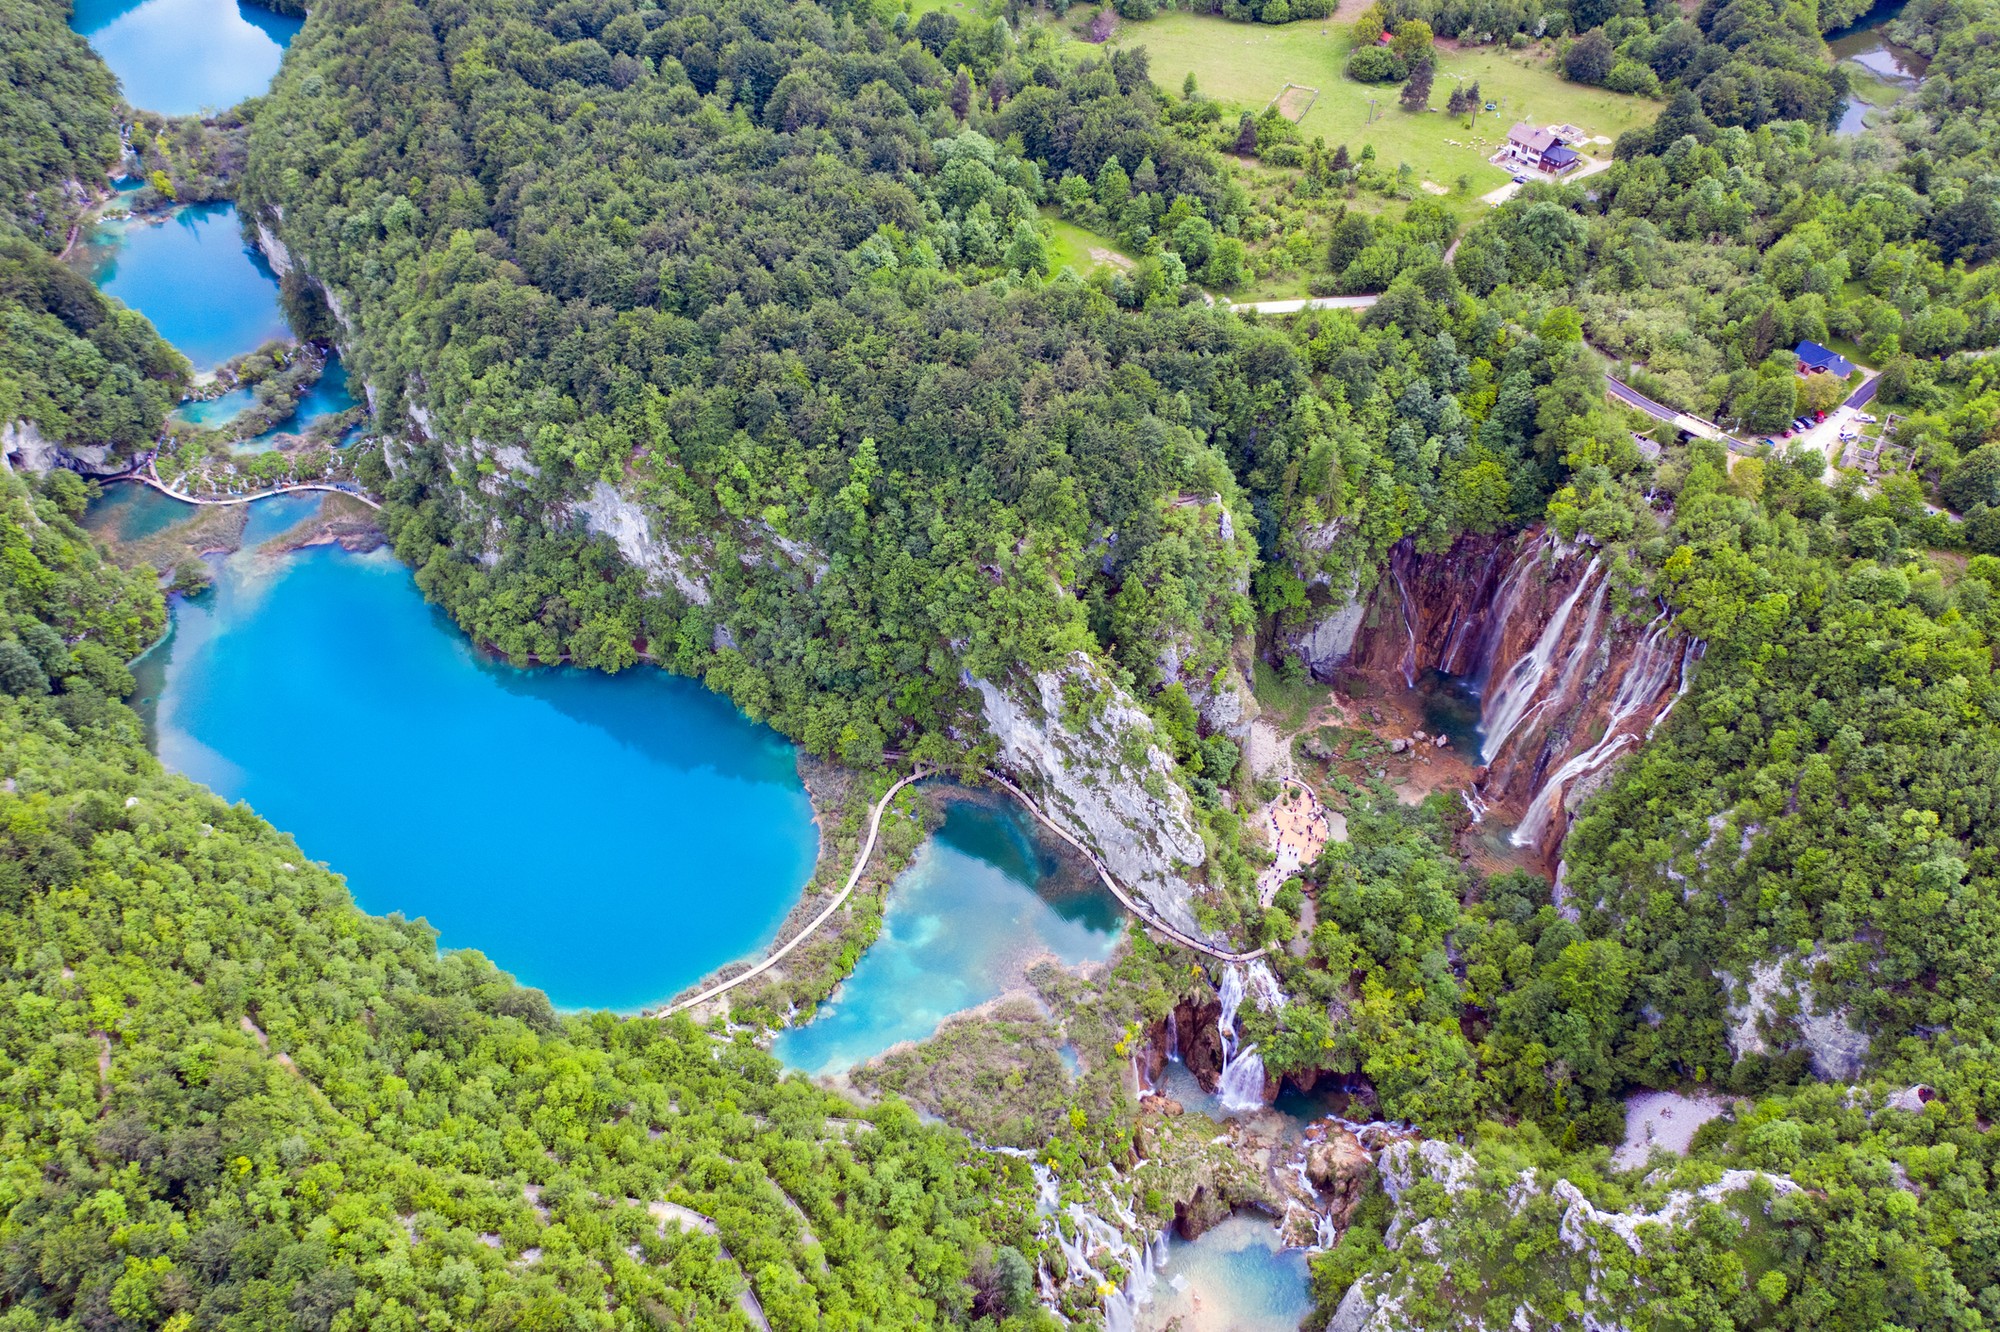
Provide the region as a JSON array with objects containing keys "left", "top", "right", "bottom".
[
  {"left": 1139, "top": 1214, "right": 1313, "bottom": 1332},
  {"left": 772, "top": 796, "right": 1123, "bottom": 1075},
  {"left": 122, "top": 516, "right": 817, "bottom": 1012},
  {"left": 79, "top": 203, "right": 291, "bottom": 373},
  {"left": 70, "top": 0, "right": 302, "bottom": 116},
  {"left": 175, "top": 386, "right": 258, "bottom": 429},
  {"left": 82, "top": 481, "right": 206, "bottom": 543}
]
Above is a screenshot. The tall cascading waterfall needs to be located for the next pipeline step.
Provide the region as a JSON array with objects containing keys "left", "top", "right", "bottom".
[
  {"left": 1437, "top": 543, "right": 1509, "bottom": 675},
  {"left": 1391, "top": 562, "right": 1419, "bottom": 688},
  {"left": 1649, "top": 637, "right": 1702, "bottom": 739},
  {"left": 1478, "top": 555, "right": 1603, "bottom": 764},
  {"left": 1214, "top": 964, "right": 1268, "bottom": 1113},
  {"left": 1457, "top": 535, "right": 1544, "bottom": 682},
  {"left": 1511, "top": 612, "right": 1685, "bottom": 848}
]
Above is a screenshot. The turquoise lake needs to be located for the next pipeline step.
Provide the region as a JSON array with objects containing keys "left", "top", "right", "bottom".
[
  {"left": 70, "top": 0, "right": 302, "bottom": 117},
  {"left": 79, "top": 204, "right": 291, "bottom": 372},
  {"left": 772, "top": 795, "right": 1122, "bottom": 1075},
  {"left": 110, "top": 490, "right": 818, "bottom": 1012},
  {"left": 1138, "top": 1214, "right": 1313, "bottom": 1332},
  {"left": 178, "top": 353, "right": 362, "bottom": 448}
]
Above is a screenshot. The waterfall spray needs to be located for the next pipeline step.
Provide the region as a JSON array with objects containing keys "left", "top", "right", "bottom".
[
  {"left": 1391, "top": 562, "right": 1418, "bottom": 688},
  {"left": 1213, "top": 965, "right": 1267, "bottom": 1113},
  {"left": 1480, "top": 556, "right": 1602, "bottom": 763},
  {"left": 1511, "top": 616, "right": 1683, "bottom": 848}
]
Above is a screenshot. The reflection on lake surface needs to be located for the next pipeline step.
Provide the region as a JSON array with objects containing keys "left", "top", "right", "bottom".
[
  {"left": 77, "top": 204, "right": 290, "bottom": 372},
  {"left": 1137, "top": 1214, "right": 1313, "bottom": 1332},
  {"left": 69, "top": 0, "right": 302, "bottom": 116},
  {"left": 772, "top": 795, "right": 1122, "bottom": 1075},
  {"left": 1828, "top": 2, "right": 1930, "bottom": 84},
  {"left": 107, "top": 492, "right": 818, "bottom": 1012}
]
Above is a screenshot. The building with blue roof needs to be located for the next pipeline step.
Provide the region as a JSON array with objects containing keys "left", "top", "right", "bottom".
[{"left": 1795, "top": 340, "right": 1855, "bottom": 379}]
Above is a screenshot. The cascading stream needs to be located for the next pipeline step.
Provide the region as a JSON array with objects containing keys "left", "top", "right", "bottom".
[
  {"left": 1511, "top": 614, "right": 1684, "bottom": 848},
  {"left": 1391, "top": 562, "right": 1418, "bottom": 688},
  {"left": 1214, "top": 964, "right": 1268, "bottom": 1113},
  {"left": 1479, "top": 555, "right": 1602, "bottom": 764}
]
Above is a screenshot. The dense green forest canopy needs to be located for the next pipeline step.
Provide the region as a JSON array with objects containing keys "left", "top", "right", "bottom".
[
  {"left": 14, "top": 0, "right": 2000, "bottom": 1318},
  {"left": 0, "top": 472, "right": 1055, "bottom": 1330},
  {"left": 0, "top": 0, "right": 120, "bottom": 249}
]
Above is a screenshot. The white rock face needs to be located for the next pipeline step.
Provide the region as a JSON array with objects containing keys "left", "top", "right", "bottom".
[
  {"left": 1553, "top": 1170, "right": 1800, "bottom": 1257},
  {"left": 2, "top": 420, "right": 112, "bottom": 474},
  {"left": 1719, "top": 953, "right": 1869, "bottom": 1081},
  {"left": 491, "top": 444, "right": 539, "bottom": 478},
  {"left": 574, "top": 480, "right": 712, "bottom": 606},
  {"left": 1379, "top": 1140, "right": 1476, "bottom": 1202},
  {"left": 255, "top": 221, "right": 292, "bottom": 276},
  {"left": 973, "top": 654, "right": 1210, "bottom": 936},
  {"left": 1290, "top": 584, "right": 1368, "bottom": 679}
]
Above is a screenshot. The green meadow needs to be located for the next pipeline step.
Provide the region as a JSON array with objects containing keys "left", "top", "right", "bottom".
[{"left": 1099, "top": 13, "right": 1661, "bottom": 192}]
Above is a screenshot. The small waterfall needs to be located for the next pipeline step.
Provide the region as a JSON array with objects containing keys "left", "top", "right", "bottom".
[
  {"left": 1166, "top": 1009, "right": 1179, "bottom": 1061},
  {"left": 1460, "top": 788, "right": 1487, "bottom": 824},
  {"left": 1511, "top": 616, "right": 1682, "bottom": 848},
  {"left": 1438, "top": 543, "right": 1507, "bottom": 675},
  {"left": 1244, "top": 960, "right": 1286, "bottom": 1013},
  {"left": 1214, "top": 965, "right": 1267, "bottom": 1113},
  {"left": 1466, "top": 536, "right": 1543, "bottom": 684},
  {"left": 1648, "top": 637, "right": 1702, "bottom": 739},
  {"left": 1480, "top": 556, "right": 1601, "bottom": 763},
  {"left": 1391, "top": 562, "right": 1418, "bottom": 688}
]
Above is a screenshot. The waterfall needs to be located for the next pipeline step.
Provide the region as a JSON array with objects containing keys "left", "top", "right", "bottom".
[
  {"left": 1648, "top": 637, "right": 1702, "bottom": 739},
  {"left": 1214, "top": 965, "right": 1267, "bottom": 1113},
  {"left": 1391, "top": 562, "right": 1418, "bottom": 688},
  {"left": 1244, "top": 960, "right": 1286, "bottom": 1013},
  {"left": 1480, "top": 556, "right": 1601, "bottom": 763},
  {"left": 1166, "top": 1009, "right": 1179, "bottom": 1061},
  {"left": 1217, "top": 964, "right": 1245, "bottom": 1062},
  {"left": 1468, "top": 537, "right": 1543, "bottom": 685},
  {"left": 1460, "top": 788, "right": 1487, "bottom": 824},
  {"left": 1511, "top": 616, "right": 1683, "bottom": 848}
]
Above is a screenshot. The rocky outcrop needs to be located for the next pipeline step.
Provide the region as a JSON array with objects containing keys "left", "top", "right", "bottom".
[
  {"left": 2, "top": 420, "right": 114, "bottom": 475},
  {"left": 1287, "top": 577, "right": 1368, "bottom": 679},
  {"left": 1720, "top": 953, "right": 1870, "bottom": 1081},
  {"left": 974, "top": 654, "right": 1210, "bottom": 937},
  {"left": 255, "top": 220, "right": 292, "bottom": 277},
  {"left": 573, "top": 480, "right": 712, "bottom": 606}
]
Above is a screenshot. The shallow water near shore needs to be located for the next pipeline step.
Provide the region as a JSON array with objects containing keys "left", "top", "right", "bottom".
[
  {"left": 1137, "top": 1213, "right": 1313, "bottom": 1331},
  {"left": 77, "top": 204, "right": 291, "bottom": 372},
  {"left": 70, "top": 0, "right": 301, "bottom": 116},
  {"left": 772, "top": 795, "right": 1122, "bottom": 1075},
  {"left": 118, "top": 519, "right": 817, "bottom": 1012}
]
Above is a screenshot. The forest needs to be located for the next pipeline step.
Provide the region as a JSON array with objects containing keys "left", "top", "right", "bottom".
[{"left": 8, "top": 0, "right": 2000, "bottom": 1317}]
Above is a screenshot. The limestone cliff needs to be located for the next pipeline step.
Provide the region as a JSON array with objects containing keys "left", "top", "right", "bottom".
[
  {"left": 571, "top": 480, "right": 713, "bottom": 607},
  {"left": 974, "top": 653, "right": 1211, "bottom": 938},
  {"left": 1, "top": 420, "right": 114, "bottom": 475}
]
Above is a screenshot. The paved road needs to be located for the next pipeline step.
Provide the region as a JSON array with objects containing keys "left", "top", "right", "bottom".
[
  {"left": 1845, "top": 375, "right": 1880, "bottom": 409},
  {"left": 1605, "top": 376, "right": 1674, "bottom": 422}
]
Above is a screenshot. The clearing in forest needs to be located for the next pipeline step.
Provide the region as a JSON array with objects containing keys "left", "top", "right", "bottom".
[{"left": 1102, "top": 13, "right": 1661, "bottom": 194}]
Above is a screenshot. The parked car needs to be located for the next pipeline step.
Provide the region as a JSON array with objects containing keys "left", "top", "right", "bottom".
[{"left": 1512, "top": 175, "right": 1527, "bottom": 184}]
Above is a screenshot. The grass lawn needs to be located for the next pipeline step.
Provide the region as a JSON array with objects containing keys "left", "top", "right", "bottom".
[
  {"left": 1100, "top": 13, "right": 1660, "bottom": 193},
  {"left": 1040, "top": 208, "right": 1138, "bottom": 276},
  {"left": 1252, "top": 658, "right": 1325, "bottom": 733}
]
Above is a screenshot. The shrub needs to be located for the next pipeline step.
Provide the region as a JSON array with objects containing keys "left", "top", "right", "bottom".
[{"left": 1346, "top": 46, "right": 1408, "bottom": 82}]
